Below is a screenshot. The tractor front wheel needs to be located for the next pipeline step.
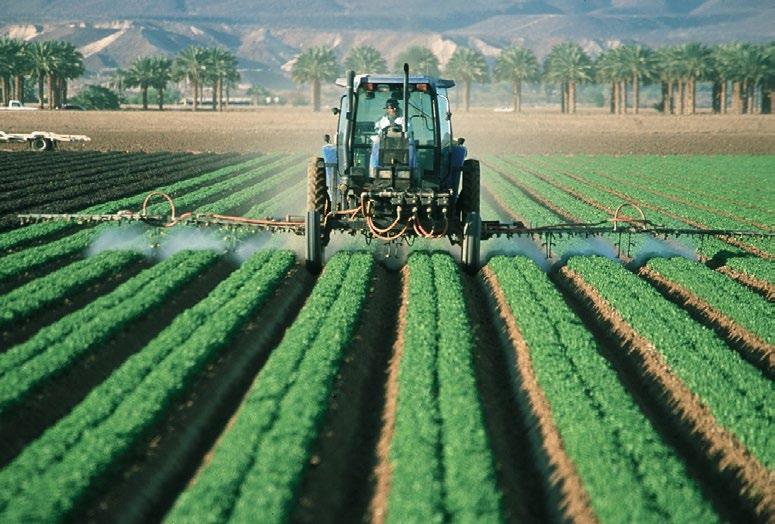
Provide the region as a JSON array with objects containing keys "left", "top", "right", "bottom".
[
  {"left": 30, "top": 137, "right": 53, "bottom": 152},
  {"left": 459, "top": 159, "right": 480, "bottom": 222},
  {"left": 307, "top": 156, "right": 328, "bottom": 214},
  {"left": 461, "top": 211, "right": 481, "bottom": 274}
]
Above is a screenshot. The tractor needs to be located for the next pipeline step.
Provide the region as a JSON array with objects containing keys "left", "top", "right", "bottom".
[{"left": 304, "top": 64, "right": 483, "bottom": 272}]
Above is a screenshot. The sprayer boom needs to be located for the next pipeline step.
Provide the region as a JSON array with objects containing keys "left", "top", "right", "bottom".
[{"left": 17, "top": 193, "right": 773, "bottom": 264}]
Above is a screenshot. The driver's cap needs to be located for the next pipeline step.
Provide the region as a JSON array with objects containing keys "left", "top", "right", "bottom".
[{"left": 384, "top": 98, "right": 399, "bottom": 109}]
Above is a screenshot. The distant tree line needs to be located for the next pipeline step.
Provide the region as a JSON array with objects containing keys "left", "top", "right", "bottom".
[
  {"left": 109, "top": 46, "right": 240, "bottom": 111},
  {"left": 0, "top": 38, "right": 84, "bottom": 109},
  {"left": 2, "top": 36, "right": 773, "bottom": 114},
  {"left": 293, "top": 41, "right": 775, "bottom": 114}
]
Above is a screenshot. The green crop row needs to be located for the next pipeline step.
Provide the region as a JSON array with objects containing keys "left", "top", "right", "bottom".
[
  {"left": 565, "top": 256, "right": 774, "bottom": 469},
  {"left": 0, "top": 250, "right": 219, "bottom": 414},
  {"left": 195, "top": 162, "right": 304, "bottom": 214},
  {"left": 166, "top": 251, "right": 371, "bottom": 523},
  {"left": 0, "top": 249, "right": 294, "bottom": 521},
  {"left": 488, "top": 256, "right": 716, "bottom": 523},
  {"left": 645, "top": 257, "right": 775, "bottom": 345},
  {"left": 0, "top": 155, "right": 301, "bottom": 287},
  {"left": 0, "top": 250, "right": 143, "bottom": 329},
  {"left": 551, "top": 155, "right": 773, "bottom": 221},
  {"left": 493, "top": 156, "right": 774, "bottom": 284},
  {"left": 387, "top": 252, "right": 501, "bottom": 523},
  {"left": 0, "top": 153, "right": 280, "bottom": 252},
  {"left": 143, "top": 154, "right": 303, "bottom": 216},
  {"left": 523, "top": 156, "right": 774, "bottom": 256}
]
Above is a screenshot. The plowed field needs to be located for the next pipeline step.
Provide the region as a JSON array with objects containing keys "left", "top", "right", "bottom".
[{"left": 0, "top": 151, "right": 773, "bottom": 523}]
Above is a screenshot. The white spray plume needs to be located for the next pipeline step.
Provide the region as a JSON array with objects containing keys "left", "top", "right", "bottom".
[
  {"left": 481, "top": 236, "right": 550, "bottom": 271},
  {"left": 157, "top": 226, "right": 226, "bottom": 259},
  {"left": 628, "top": 236, "right": 698, "bottom": 268},
  {"left": 86, "top": 223, "right": 154, "bottom": 257},
  {"left": 556, "top": 236, "right": 620, "bottom": 267},
  {"left": 231, "top": 231, "right": 272, "bottom": 263}
]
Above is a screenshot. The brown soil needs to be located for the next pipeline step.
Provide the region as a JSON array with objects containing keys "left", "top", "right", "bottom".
[
  {"left": 291, "top": 264, "right": 399, "bottom": 523},
  {"left": 464, "top": 271, "right": 550, "bottom": 522},
  {"left": 2, "top": 109, "right": 774, "bottom": 155},
  {"left": 369, "top": 265, "right": 409, "bottom": 524},
  {"left": 482, "top": 266, "right": 597, "bottom": 523},
  {"left": 716, "top": 266, "right": 775, "bottom": 301},
  {"left": 639, "top": 266, "right": 775, "bottom": 378},
  {"left": 560, "top": 266, "right": 774, "bottom": 519}
]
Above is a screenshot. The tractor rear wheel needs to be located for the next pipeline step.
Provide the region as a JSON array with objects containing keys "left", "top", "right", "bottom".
[
  {"left": 459, "top": 159, "right": 480, "bottom": 222},
  {"left": 307, "top": 156, "right": 328, "bottom": 213}
]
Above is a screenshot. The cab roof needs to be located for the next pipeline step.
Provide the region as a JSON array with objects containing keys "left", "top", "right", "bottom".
[{"left": 335, "top": 74, "right": 455, "bottom": 90}]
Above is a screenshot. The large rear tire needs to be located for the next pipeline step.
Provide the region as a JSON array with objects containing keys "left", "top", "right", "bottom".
[
  {"left": 461, "top": 211, "right": 481, "bottom": 274},
  {"left": 459, "top": 159, "right": 480, "bottom": 222},
  {"left": 307, "top": 156, "right": 328, "bottom": 214}
]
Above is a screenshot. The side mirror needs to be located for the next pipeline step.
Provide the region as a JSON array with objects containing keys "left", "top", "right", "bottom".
[
  {"left": 323, "top": 134, "right": 331, "bottom": 144},
  {"left": 457, "top": 137, "right": 465, "bottom": 145},
  {"left": 331, "top": 107, "right": 340, "bottom": 115}
]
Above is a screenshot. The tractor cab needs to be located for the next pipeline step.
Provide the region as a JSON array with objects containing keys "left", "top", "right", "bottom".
[
  {"left": 306, "top": 64, "right": 481, "bottom": 273},
  {"left": 322, "top": 68, "right": 468, "bottom": 214}
]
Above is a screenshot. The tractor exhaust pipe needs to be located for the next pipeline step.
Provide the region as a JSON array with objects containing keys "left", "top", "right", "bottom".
[
  {"left": 402, "top": 63, "right": 409, "bottom": 134},
  {"left": 343, "top": 70, "right": 355, "bottom": 173}
]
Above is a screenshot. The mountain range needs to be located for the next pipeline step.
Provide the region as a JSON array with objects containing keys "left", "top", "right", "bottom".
[{"left": 1, "top": 1, "right": 773, "bottom": 88}]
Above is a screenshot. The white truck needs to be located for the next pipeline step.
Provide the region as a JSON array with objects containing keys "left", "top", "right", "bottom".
[
  {"left": 0, "top": 130, "right": 91, "bottom": 151},
  {"left": 0, "top": 100, "right": 38, "bottom": 110}
]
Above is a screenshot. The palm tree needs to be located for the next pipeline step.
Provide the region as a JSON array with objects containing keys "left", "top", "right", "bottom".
[
  {"left": 737, "top": 44, "right": 769, "bottom": 114},
  {"left": 710, "top": 43, "right": 741, "bottom": 113},
  {"left": 127, "top": 56, "right": 157, "bottom": 109},
  {"left": 445, "top": 47, "right": 488, "bottom": 112},
  {"left": 544, "top": 42, "right": 593, "bottom": 113},
  {"left": 675, "top": 43, "right": 711, "bottom": 114},
  {"left": 596, "top": 47, "right": 629, "bottom": 114},
  {"left": 108, "top": 67, "right": 129, "bottom": 103},
  {"left": 654, "top": 45, "right": 682, "bottom": 114},
  {"left": 763, "top": 42, "right": 775, "bottom": 114},
  {"left": 344, "top": 45, "right": 387, "bottom": 74},
  {"left": 395, "top": 46, "right": 440, "bottom": 76},
  {"left": 27, "top": 41, "right": 57, "bottom": 109},
  {"left": 0, "top": 38, "right": 24, "bottom": 105},
  {"left": 291, "top": 46, "right": 339, "bottom": 112},
  {"left": 175, "top": 46, "right": 207, "bottom": 111},
  {"left": 494, "top": 45, "right": 539, "bottom": 112},
  {"left": 50, "top": 41, "right": 84, "bottom": 107},
  {"left": 203, "top": 48, "right": 239, "bottom": 111},
  {"left": 149, "top": 56, "right": 173, "bottom": 110},
  {"left": 619, "top": 44, "right": 655, "bottom": 114}
]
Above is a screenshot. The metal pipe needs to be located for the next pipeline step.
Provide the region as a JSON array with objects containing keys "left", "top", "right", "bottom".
[
  {"left": 344, "top": 70, "right": 355, "bottom": 172},
  {"left": 402, "top": 63, "right": 409, "bottom": 134}
]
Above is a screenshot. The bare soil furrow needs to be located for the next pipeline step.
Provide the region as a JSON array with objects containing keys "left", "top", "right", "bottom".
[
  {"left": 291, "top": 264, "right": 399, "bottom": 523},
  {"left": 639, "top": 266, "right": 774, "bottom": 378},
  {"left": 482, "top": 266, "right": 597, "bottom": 523},
  {"left": 464, "top": 271, "right": 550, "bottom": 522},
  {"left": 369, "top": 265, "right": 408, "bottom": 524},
  {"left": 716, "top": 266, "right": 775, "bottom": 301},
  {"left": 559, "top": 266, "right": 774, "bottom": 519}
]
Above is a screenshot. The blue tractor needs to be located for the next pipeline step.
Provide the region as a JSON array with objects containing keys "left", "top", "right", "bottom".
[{"left": 305, "top": 64, "right": 482, "bottom": 272}]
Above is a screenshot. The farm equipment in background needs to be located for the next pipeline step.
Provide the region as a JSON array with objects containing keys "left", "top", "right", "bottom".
[
  {"left": 15, "top": 65, "right": 774, "bottom": 271},
  {"left": 0, "top": 130, "right": 91, "bottom": 152}
]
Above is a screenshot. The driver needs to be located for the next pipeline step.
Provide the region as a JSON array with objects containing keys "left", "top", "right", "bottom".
[{"left": 375, "top": 98, "right": 404, "bottom": 132}]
